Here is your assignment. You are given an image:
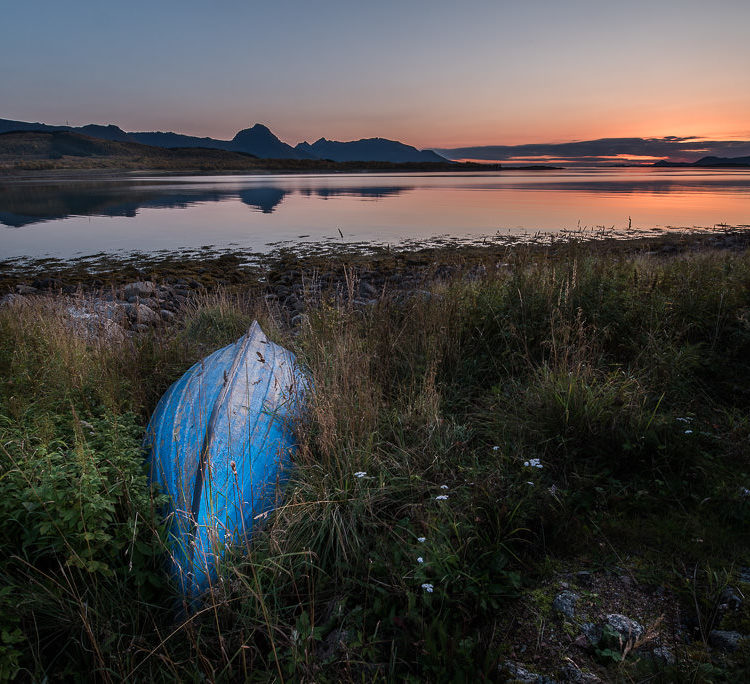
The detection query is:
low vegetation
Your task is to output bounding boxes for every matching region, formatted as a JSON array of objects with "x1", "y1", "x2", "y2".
[{"x1": 1, "y1": 239, "x2": 749, "y2": 681}]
